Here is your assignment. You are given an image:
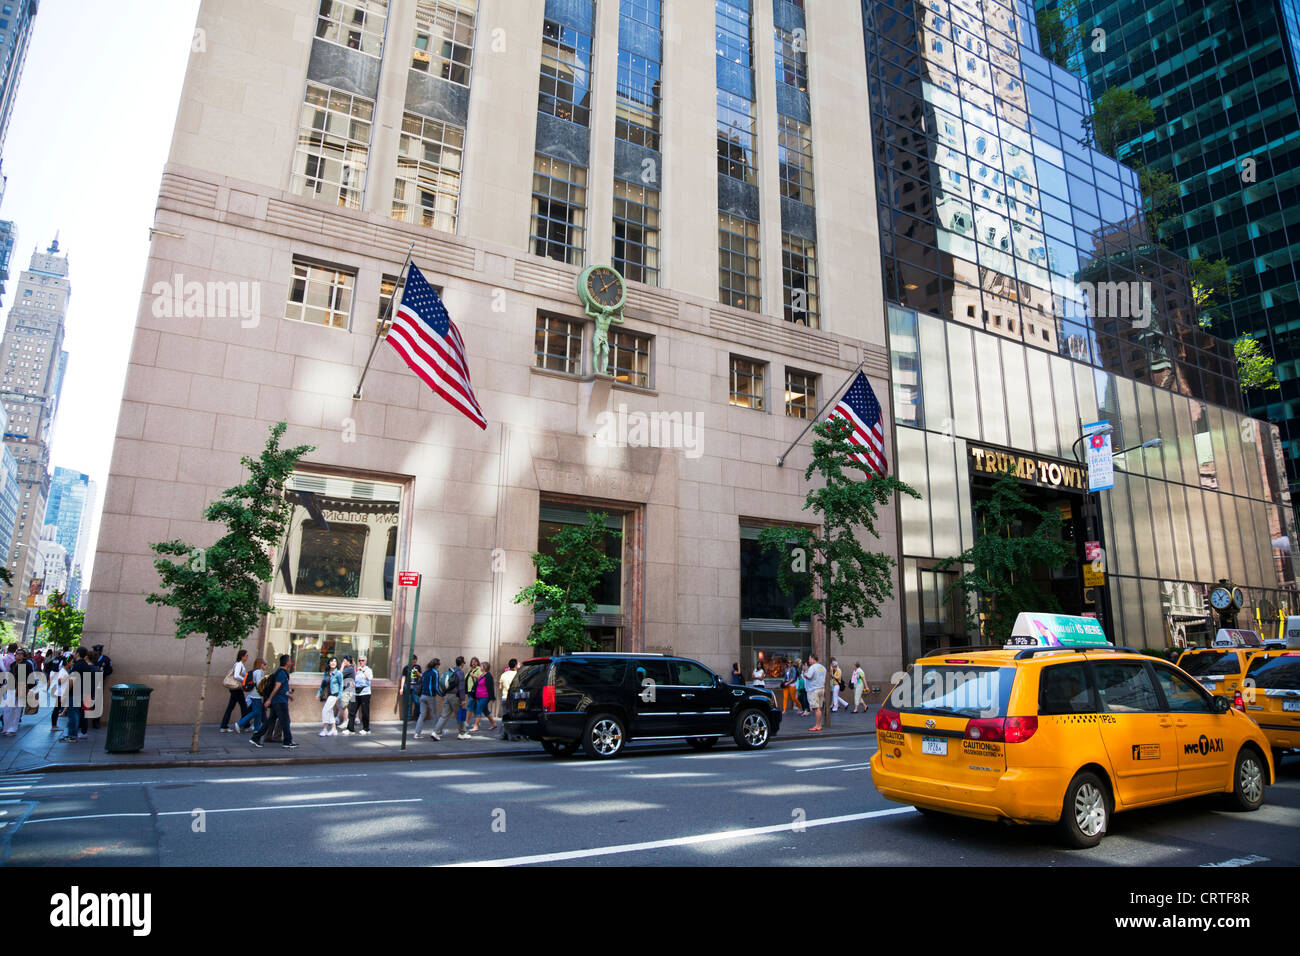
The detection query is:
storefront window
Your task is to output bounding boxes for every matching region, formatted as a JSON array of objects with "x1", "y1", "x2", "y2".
[{"x1": 740, "y1": 525, "x2": 809, "y2": 620}]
